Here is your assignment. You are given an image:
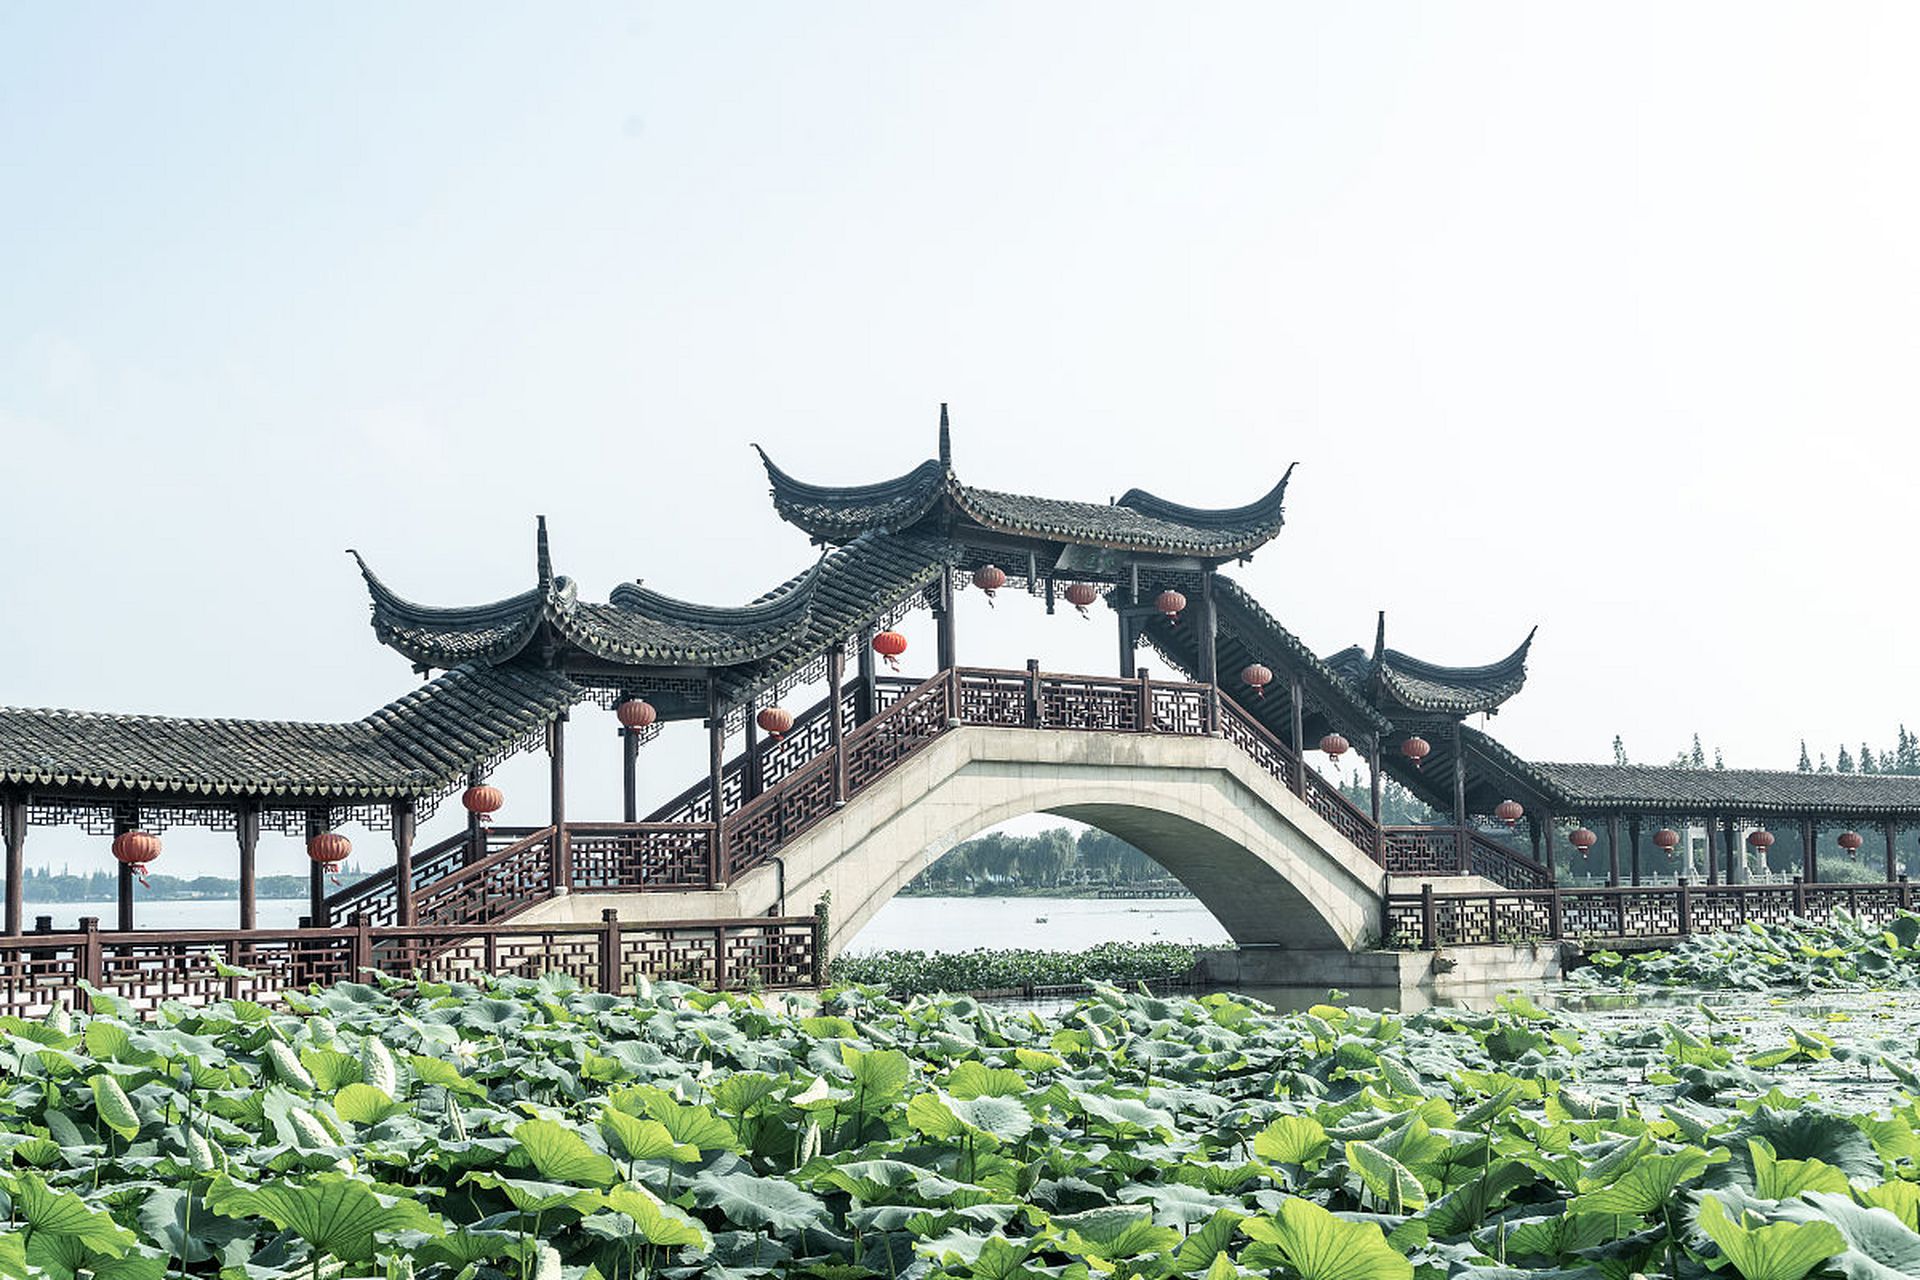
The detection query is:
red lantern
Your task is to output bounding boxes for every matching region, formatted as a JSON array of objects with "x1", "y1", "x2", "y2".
[
  {"x1": 1839, "y1": 830, "x2": 1864, "y2": 858},
  {"x1": 871, "y1": 630, "x2": 908, "y2": 671},
  {"x1": 1569, "y1": 827, "x2": 1598, "y2": 852},
  {"x1": 1064, "y1": 583, "x2": 1100, "y2": 617},
  {"x1": 1495, "y1": 799, "x2": 1524, "y2": 828},
  {"x1": 973, "y1": 565, "x2": 1007, "y2": 603},
  {"x1": 1319, "y1": 733, "x2": 1350, "y2": 758},
  {"x1": 463, "y1": 785, "x2": 505, "y2": 823},
  {"x1": 1653, "y1": 828, "x2": 1681, "y2": 853},
  {"x1": 111, "y1": 831, "x2": 161, "y2": 887},
  {"x1": 307, "y1": 832, "x2": 352, "y2": 885},
  {"x1": 757, "y1": 706, "x2": 794, "y2": 739},
  {"x1": 1747, "y1": 829, "x2": 1775, "y2": 851},
  {"x1": 1241, "y1": 664, "x2": 1273, "y2": 697},
  {"x1": 1401, "y1": 736, "x2": 1430, "y2": 768},
  {"x1": 1155, "y1": 590, "x2": 1187, "y2": 626},
  {"x1": 616, "y1": 698, "x2": 657, "y2": 730}
]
